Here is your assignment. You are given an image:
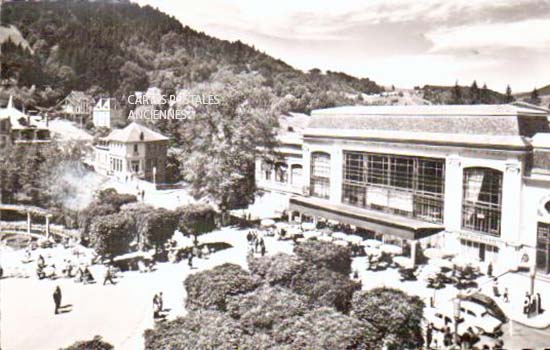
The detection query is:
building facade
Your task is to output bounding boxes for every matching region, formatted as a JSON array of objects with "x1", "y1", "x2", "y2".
[
  {"x1": 92, "y1": 98, "x2": 124, "y2": 129},
  {"x1": 94, "y1": 122, "x2": 169, "y2": 183},
  {"x1": 255, "y1": 113, "x2": 309, "y2": 195},
  {"x1": 60, "y1": 91, "x2": 93, "y2": 122},
  {"x1": 257, "y1": 103, "x2": 550, "y2": 275},
  {"x1": 0, "y1": 96, "x2": 50, "y2": 146}
]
